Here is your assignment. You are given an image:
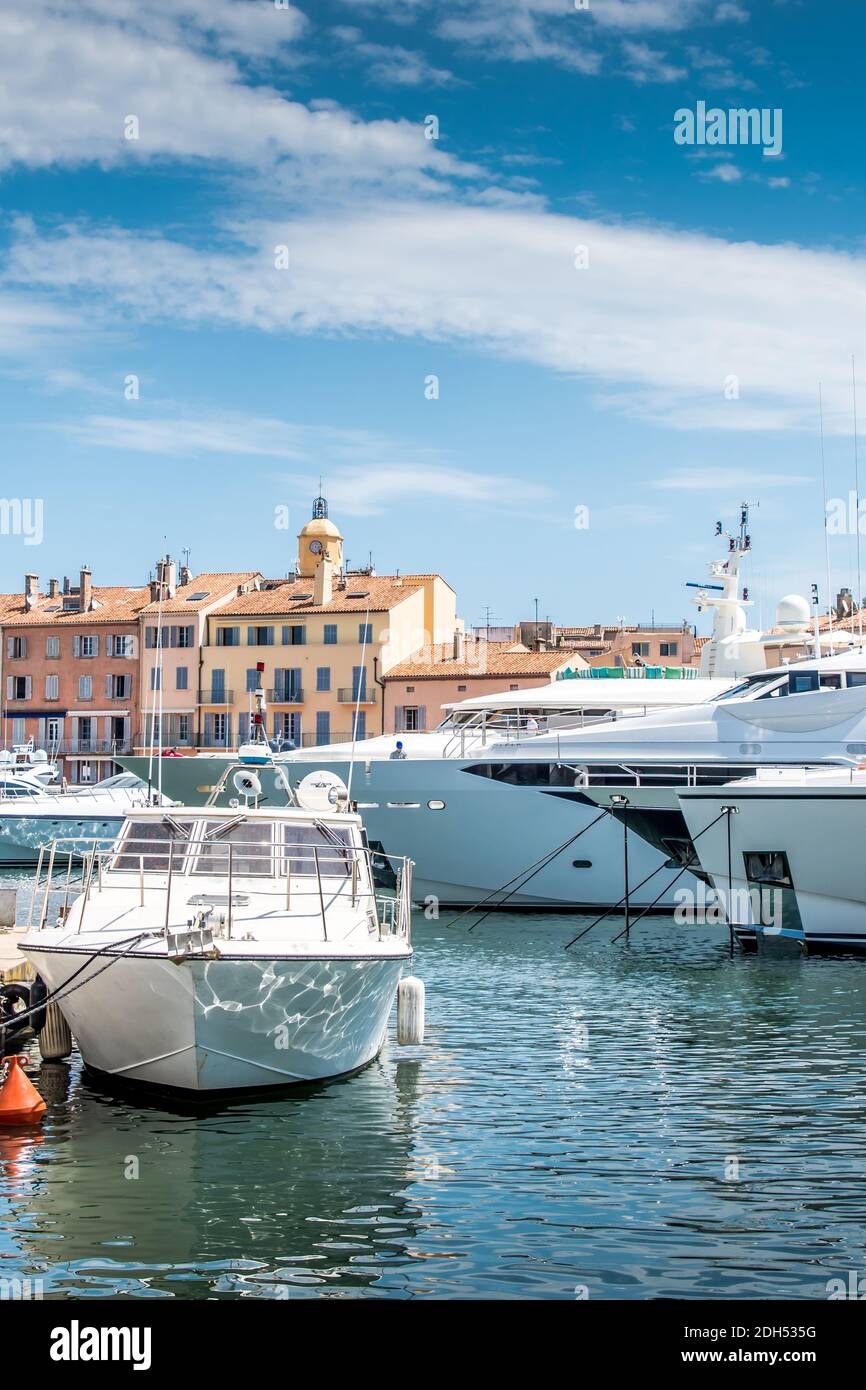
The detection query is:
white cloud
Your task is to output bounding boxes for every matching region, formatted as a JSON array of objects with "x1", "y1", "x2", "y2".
[
  {"x1": 10, "y1": 201, "x2": 866, "y2": 437},
  {"x1": 621, "y1": 40, "x2": 687, "y2": 83},
  {"x1": 0, "y1": 3, "x2": 469, "y2": 184},
  {"x1": 704, "y1": 161, "x2": 742, "y2": 182}
]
